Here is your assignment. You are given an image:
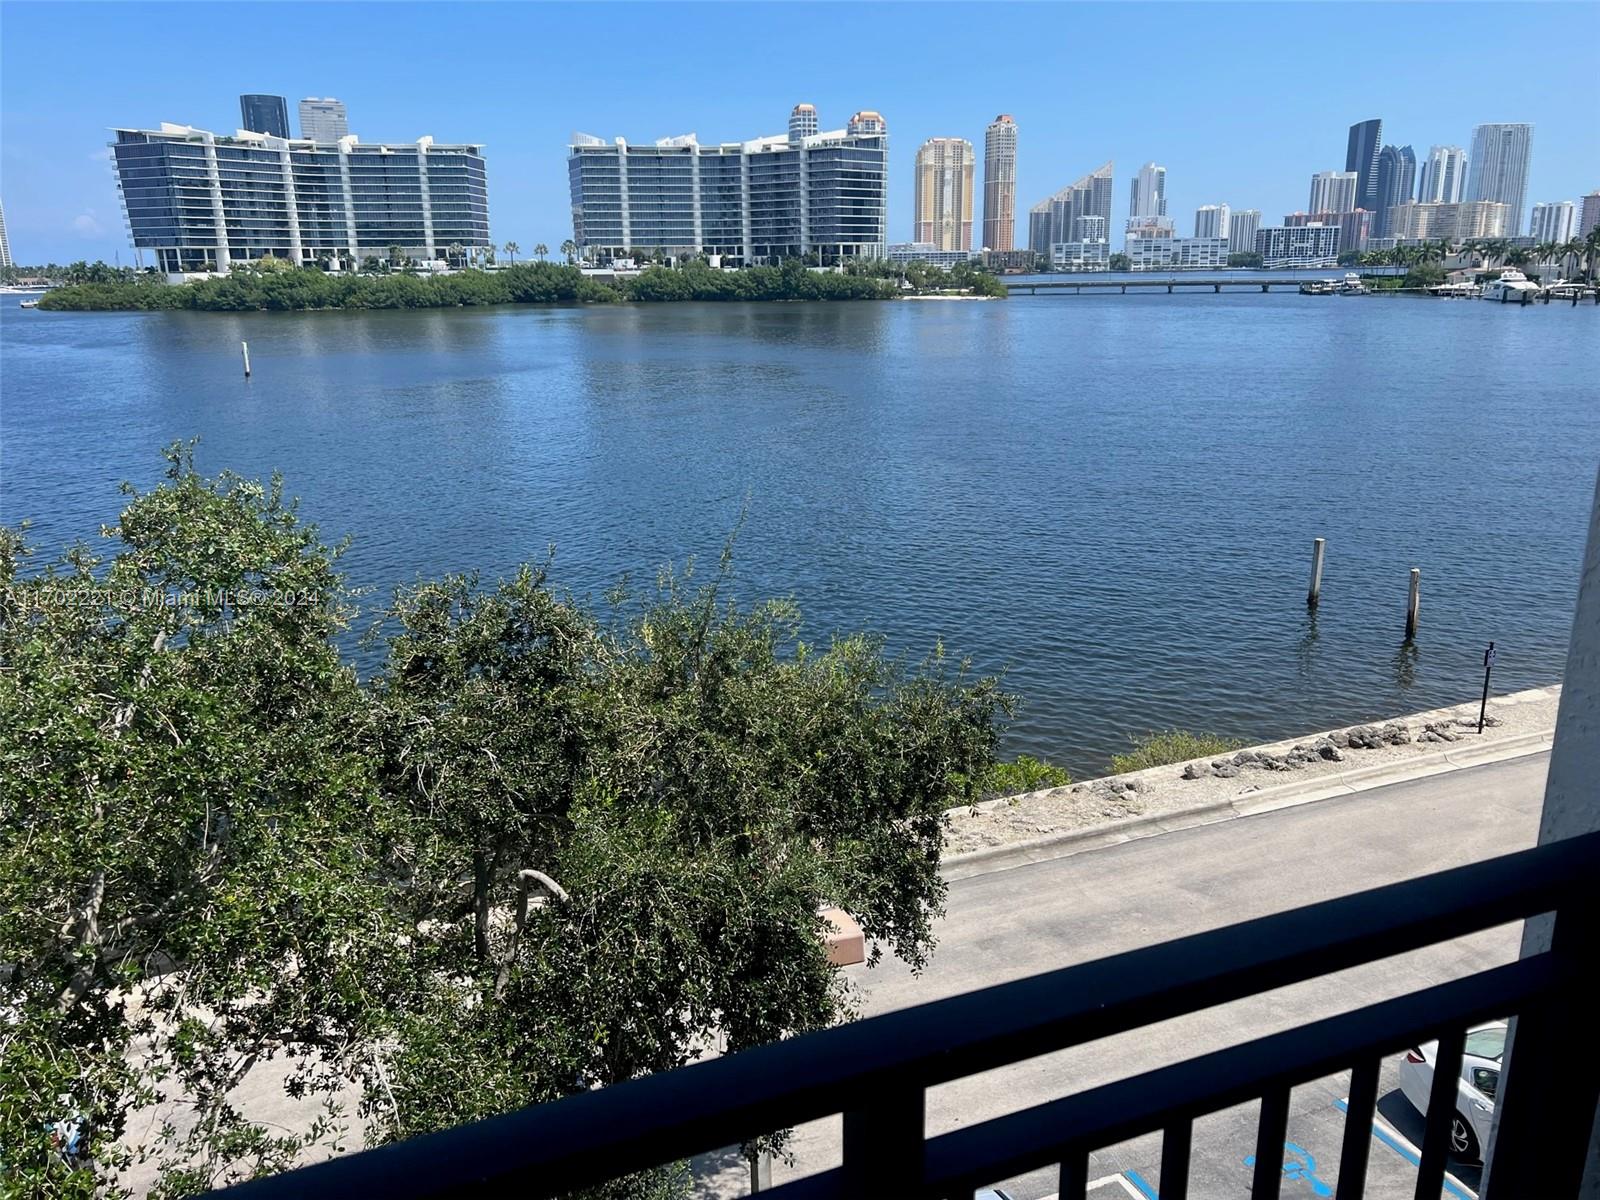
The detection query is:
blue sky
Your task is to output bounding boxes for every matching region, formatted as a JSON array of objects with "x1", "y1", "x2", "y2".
[{"x1": 2, "y1": 1, "x2": 1595, "y2": 263}]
